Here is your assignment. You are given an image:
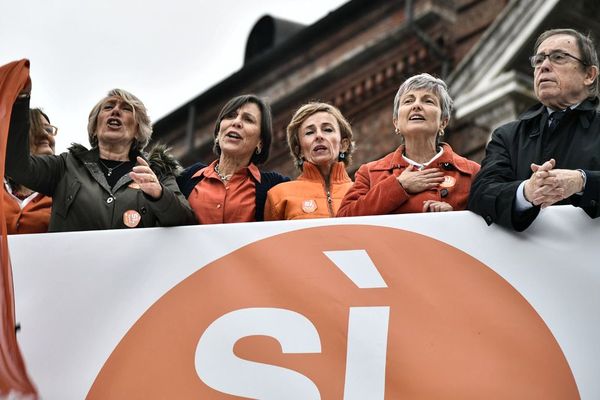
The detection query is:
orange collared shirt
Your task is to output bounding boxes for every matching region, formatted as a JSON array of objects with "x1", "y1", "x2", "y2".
[{"x1": 188, "y1": 160, "x2": 260, "y2": 224}]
